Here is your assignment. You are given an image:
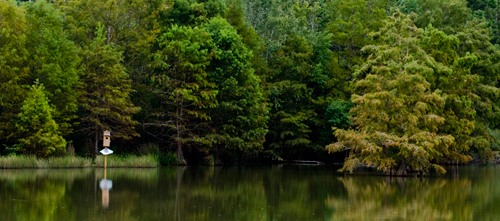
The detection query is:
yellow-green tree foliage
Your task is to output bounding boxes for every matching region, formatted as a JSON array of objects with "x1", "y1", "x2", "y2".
[
  {"x1": 327, "y1": 12, "x2": 475, "y2": 175},
  {"x1": 16, "y1": 82, "x2": 66, "y2": 157},
  {"x1": 399, "y1": 0, "x2": 499, "y2": 162}
]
